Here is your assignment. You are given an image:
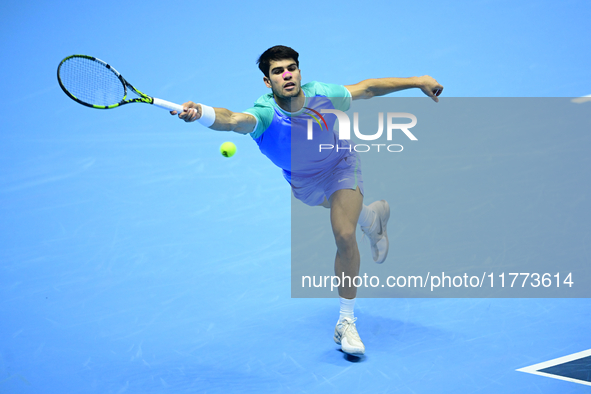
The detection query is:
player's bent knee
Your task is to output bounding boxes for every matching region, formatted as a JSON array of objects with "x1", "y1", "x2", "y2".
[{"x1": 334, "y1": 228, "x2": 357, "y2": 250}]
